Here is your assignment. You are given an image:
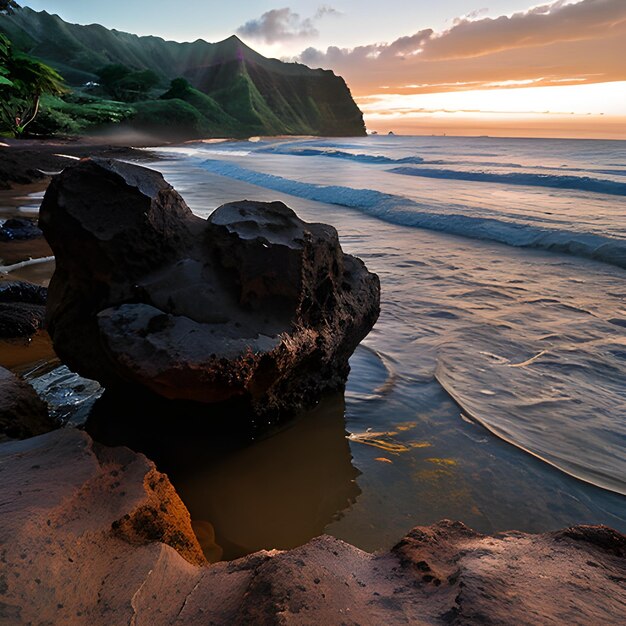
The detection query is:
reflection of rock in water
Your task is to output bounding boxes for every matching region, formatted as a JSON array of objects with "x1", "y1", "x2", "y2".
[{"x1": 86, "y1": 390, "x2": 361, "y2": 561}]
